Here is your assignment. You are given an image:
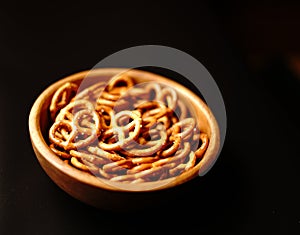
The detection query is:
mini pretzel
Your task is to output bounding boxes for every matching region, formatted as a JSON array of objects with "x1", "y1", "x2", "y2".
[
  {"x1": 87, "y1": 146, "x2": 125, "y2": 161},
  {"x1": 98, "y1": 110, "x2": 141, "y2": 151},
  {"x1": 171, "y1": 117, "x2": 195, "y2": 140},
  {"x1": 152, "y1": 142, "x2": 190, "y2": 167},
  {"x1": 145, "y1": 83, "x2": 161, "y2": 99},
  {"x1": 126, "y1": 87, "x2": 150, "y2": 101},
  {"x1": 55, "y1": 99, "x2": 95, "y2": 122},
  {"x1": 50, "y1": 143, "x2": 71, "y2": 159},
  {"x1": 70, "y1": 157, "x2": 99, "y2": 174},
  {"x1": 71, "y1": 157, "x2": 90, "y2": 171},
  {"x1": 74, "y1": 82, "x2": 106, "y2": 101},
  {"x1": 69, "y1": 150, "x2": 109, "y2": 165},
  {"x1": 176, "y1": 99, "x2": 188, "y2": 119},
  {"x1": 122, "y1": 126, "x2": 168, "y2": 157},
  {"x1": 157, "y1": 87, "x2": 178, "y2": 111},
  {"x1": 195, "y1": 133, "x2": 209, "y2": 159},
  {"x1": 72, "y1": 109, "x2": 101, "y2": 136},
  {"x1": 98, "y1": 168, "x2": 118, "y2": 179},
  {"x1": 49, "y1": 109, "x2": 100, "y2": 150},
  {"x1": 102, "y1": 159, "x2": 133, "y2": 173},
  {"x1": 50, "y1": 82, "x2": 78, "y2": 121},
  {"x1": 138, "y1": 101, "x2": 170, "y2": 129},
  {"x1": 48, "y1": 73, "x2": 210, "y2": 183},
  {"x1": 106, "y1": 73, "x2": 134, "y2": 94},
  {"x1": 159, "y1": 134, "x2": 181, "y2": 158},
  {"x1": 95, "y1": 75, "x2": 133, "y2": 111},
  {"x1": 49, "y1": 120, "x2": 76, "y2": 150},
  {"x1": 115, "y1": 142, "x2": 190, "y2": 181},
  {"x1": 100, "y1": 91, "x2": 120, "y2": 101},
  {"x1": 169, "y1": 151, "x2": 196, "y2": 176}
]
